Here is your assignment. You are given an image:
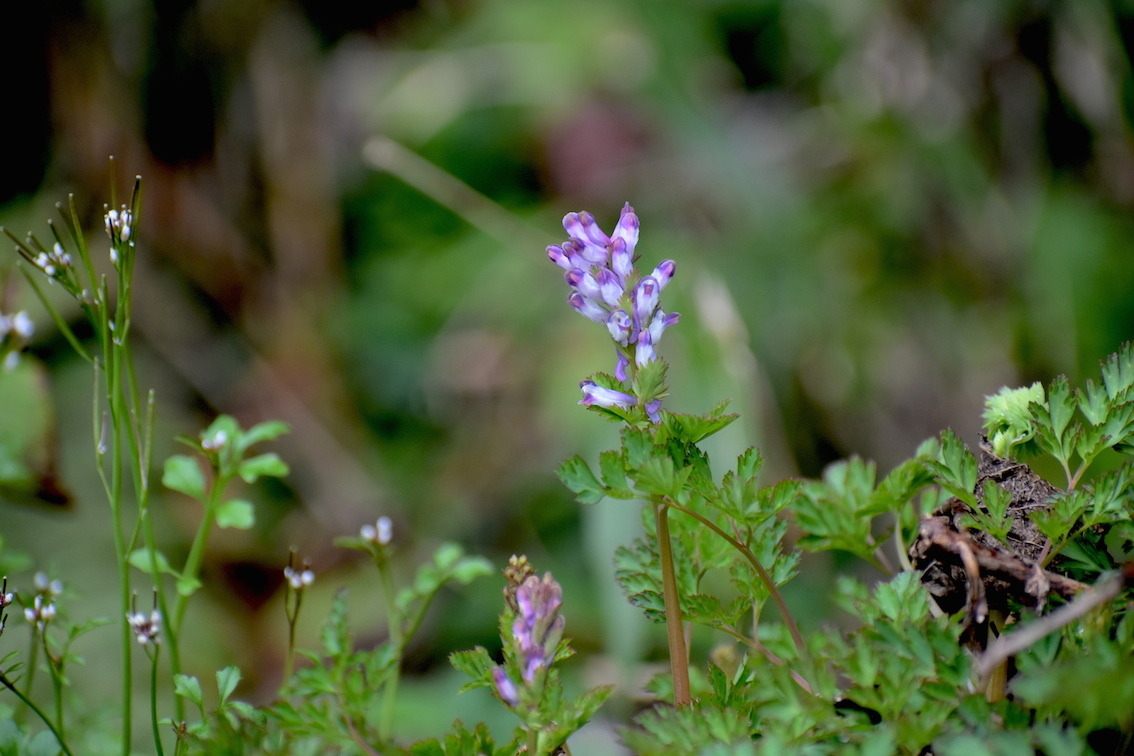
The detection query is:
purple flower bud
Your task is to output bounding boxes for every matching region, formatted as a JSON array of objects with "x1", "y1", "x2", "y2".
[
  {"x1": 565, "y1": 268, "x2": 603, "y2": 302},
  {"x1": 651, "y1": 260, "x2": 676, "y2": 290},
  {"x1": 546, "y1": 245, "x2": 573, "y2": 270},
  {"x1": 633, "y1": 277, "x2": 660, "y2": 326},
  {"x1": 635, "y1": 329, "x2": 656, "y2": 366},
  {"x1": 579, "y1": 381, "x2": 637, "y2": 410},
  {"x1": 568, "y1": 292, "x2": 608, "y2": 324},
  {"x1": 597, "y1": 268, "x2": 624, "y2": 308},
  {"x1": 560, "y1": 239, "x2": 588, "y2": 268},
  {"x1": 645, "y1": 399, "x2": 663, "y2": 423},
  {"x1": 493, "y1": 666, "x2": 519, "y2": 707},
  {"x1": 610, "y1": 238, "x2": 633, "y2": 285},
  {"x1": 611, "y1": 203, "x2": 639, "y2": 257},
  {"x1": 647, "y1": 310, "x2": 680, "y2": 345},
  {"x1": 606, "y1": 309, "x2": 632, "y2": 346},
  {"x1": 615, "y1": 351, "x2": 629, "y2": 382},
  {"x1": 562, "y1": 213, "x2": 610, "y2": 264}
]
